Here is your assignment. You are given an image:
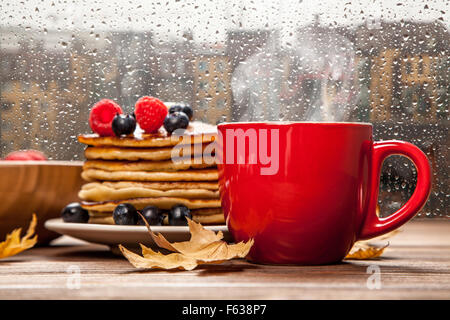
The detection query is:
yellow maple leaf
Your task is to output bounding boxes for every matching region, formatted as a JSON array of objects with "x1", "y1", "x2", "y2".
[
  {"x1": 119, "y1": 214, "x2": 254, "y2": 270},
  {"x1": 345, "y1": 242, "x2": 388, "y2": 260},
  {"x1": 0, "y1": 214, "x2": 38, "y2": 259},
  {"x1": 345, "y1": 229, "x2": 400, "y2": 260}
]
